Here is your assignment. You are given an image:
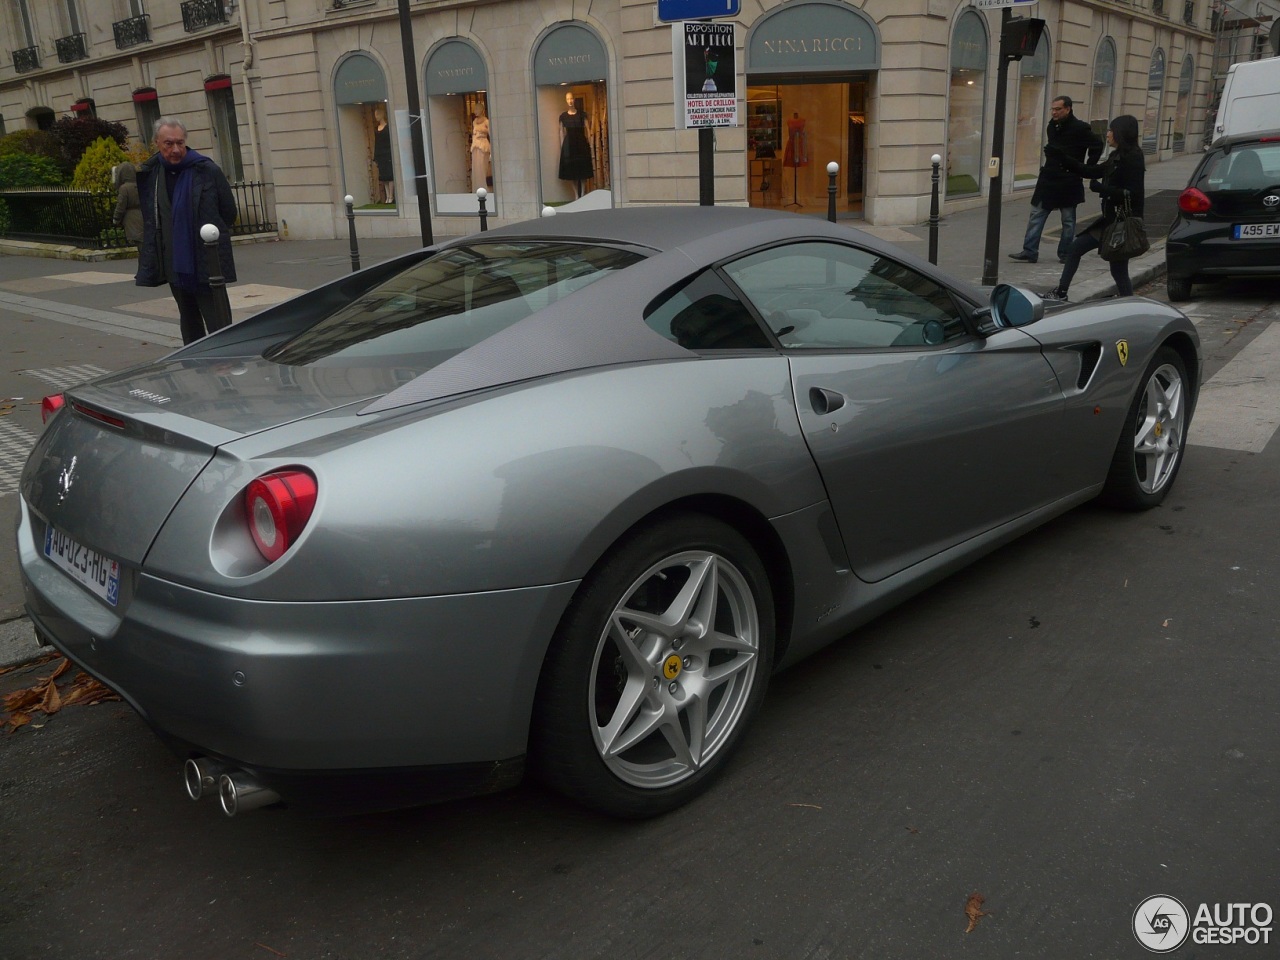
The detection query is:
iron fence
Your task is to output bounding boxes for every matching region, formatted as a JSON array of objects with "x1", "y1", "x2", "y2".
[
  {"x1": 113, "y1": 14, "x2": 150, "y2": 50},
  {"x1": 12, "y1": 45, "x2": 39, "y2": 74},
  {"x1": 55, "y1": 33, "x2": 89, "y2": 63},
  {"x1": 0, "y1": 181, "x2": 277, "y2": 249}
]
